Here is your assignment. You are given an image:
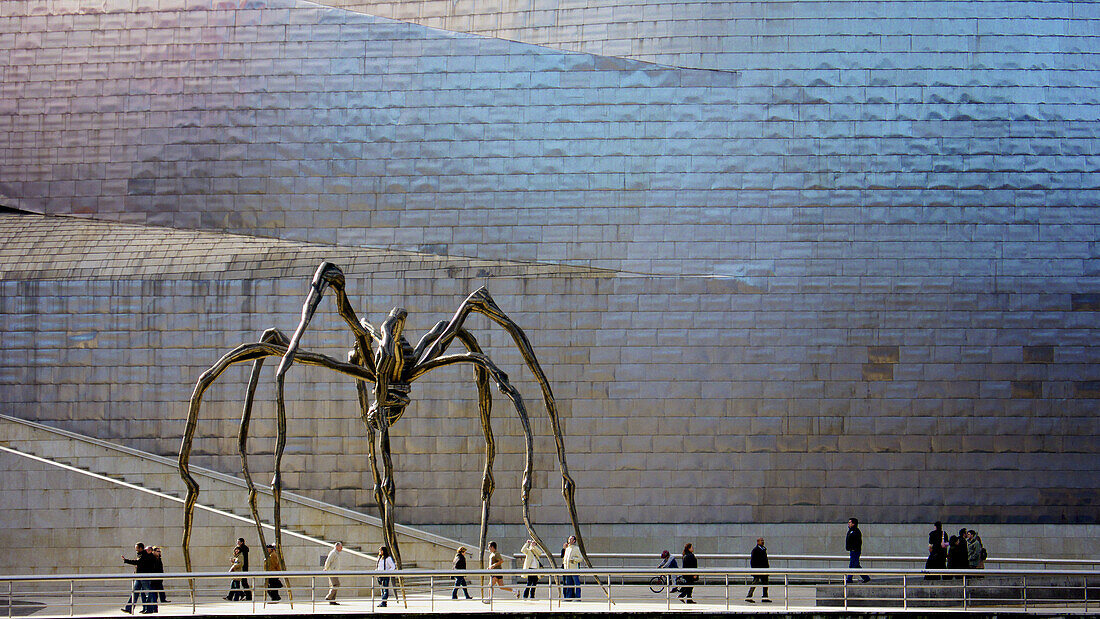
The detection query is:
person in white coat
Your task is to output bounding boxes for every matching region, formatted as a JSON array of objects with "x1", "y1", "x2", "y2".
[
  {"x1": 562, "y1": 536, "x2": 583, "y2": 600},
  {"x1": 520, "y1": 540, "x2": 542, "y2": 599},
  {"x1": 377, "y1": 546, "x2": 396, "y2": 607}
]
